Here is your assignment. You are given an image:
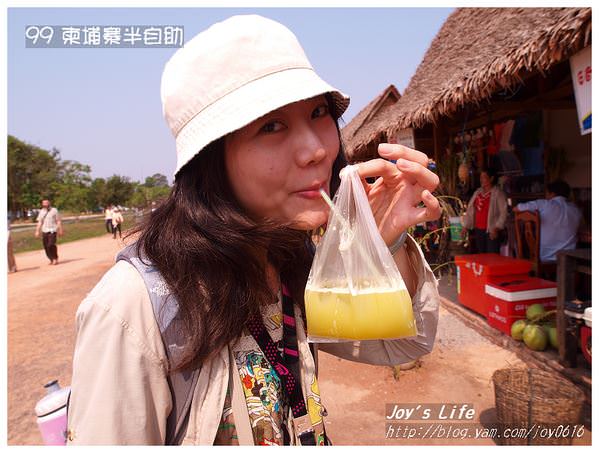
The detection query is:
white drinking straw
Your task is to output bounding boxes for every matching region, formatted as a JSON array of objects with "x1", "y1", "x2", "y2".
[{"x1": 319, "y1": 188, "x2": 380, "y2": 292}]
